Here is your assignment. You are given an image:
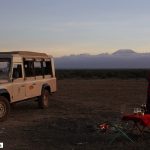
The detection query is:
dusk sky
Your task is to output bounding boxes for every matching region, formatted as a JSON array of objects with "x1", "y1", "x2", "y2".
[{"x1": 0, "y1": 0, "x2": 150, "y2": 57}]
